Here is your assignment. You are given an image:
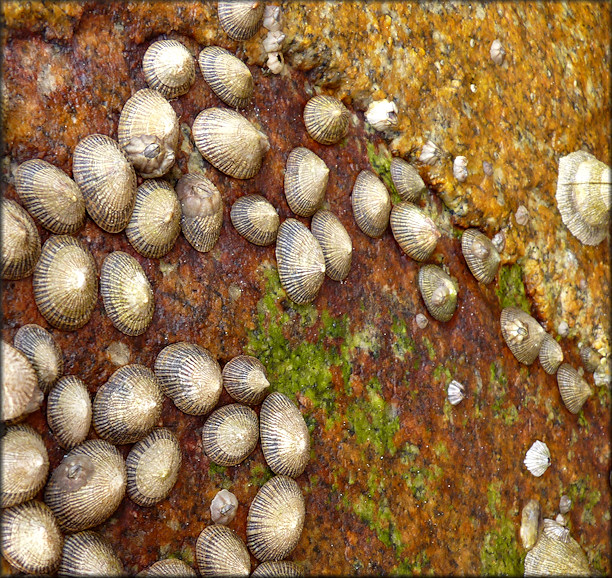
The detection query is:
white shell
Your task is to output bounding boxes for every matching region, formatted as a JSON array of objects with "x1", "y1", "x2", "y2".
[
  {"x1": 453, "y1": 156, "x2": 468, "y2": 182},
  {"x1": 524, "y1": 440, "x2": 551, "y2": 477},
  {"x1": 490, "y1": 39, "x2": 506, "y2": 65},
  {"x1": 365, "y1": 99, "x2": 398, "y2": 131},
  {"x1": 418, "y1": 140, "x2": 442, "y2": 164},
  {"x1": 447, "y1": 380, "x2": 465, "y2": 405}
]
